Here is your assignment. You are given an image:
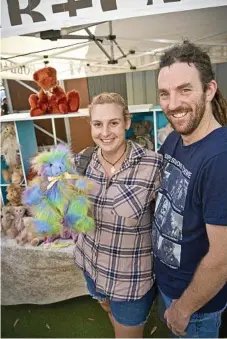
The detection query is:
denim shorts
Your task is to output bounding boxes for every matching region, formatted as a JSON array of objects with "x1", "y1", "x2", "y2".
[
  {"x1": 158, "y1": 288, "x2": 227, "y2": 338},
  {"x1": 84, "y1": 272, "x2": 157, "y2": 327}
]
